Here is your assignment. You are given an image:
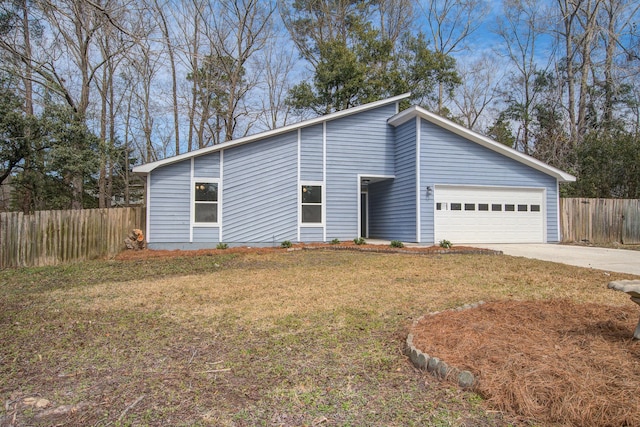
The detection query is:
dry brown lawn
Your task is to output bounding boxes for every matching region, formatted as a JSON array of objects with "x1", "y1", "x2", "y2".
[{"x1": 1, "y1": 245, "x2": 638, "y2": 426}]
